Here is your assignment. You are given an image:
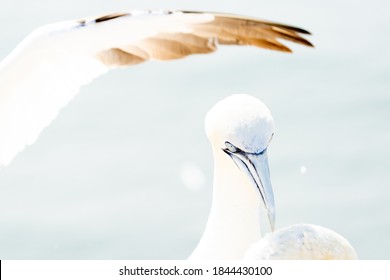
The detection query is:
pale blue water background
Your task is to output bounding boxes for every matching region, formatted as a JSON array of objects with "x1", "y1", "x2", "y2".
[{"x1": 0, "y1": 0, "x2": 389, "y2": 259}]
